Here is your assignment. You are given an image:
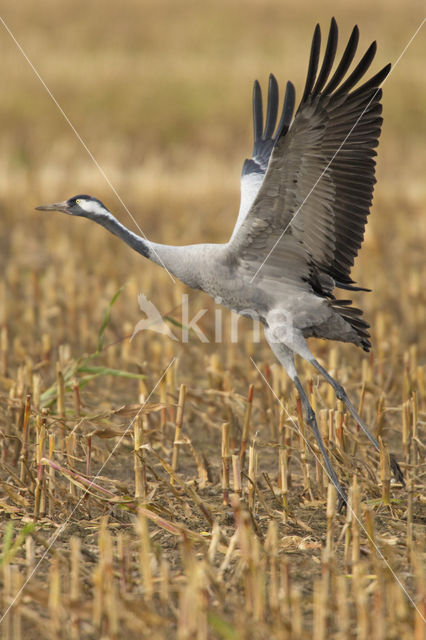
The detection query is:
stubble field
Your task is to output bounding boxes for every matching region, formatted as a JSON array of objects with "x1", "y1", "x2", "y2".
[{"x1": 0, "y1": 1, "x2": 425, "y2": 638}]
